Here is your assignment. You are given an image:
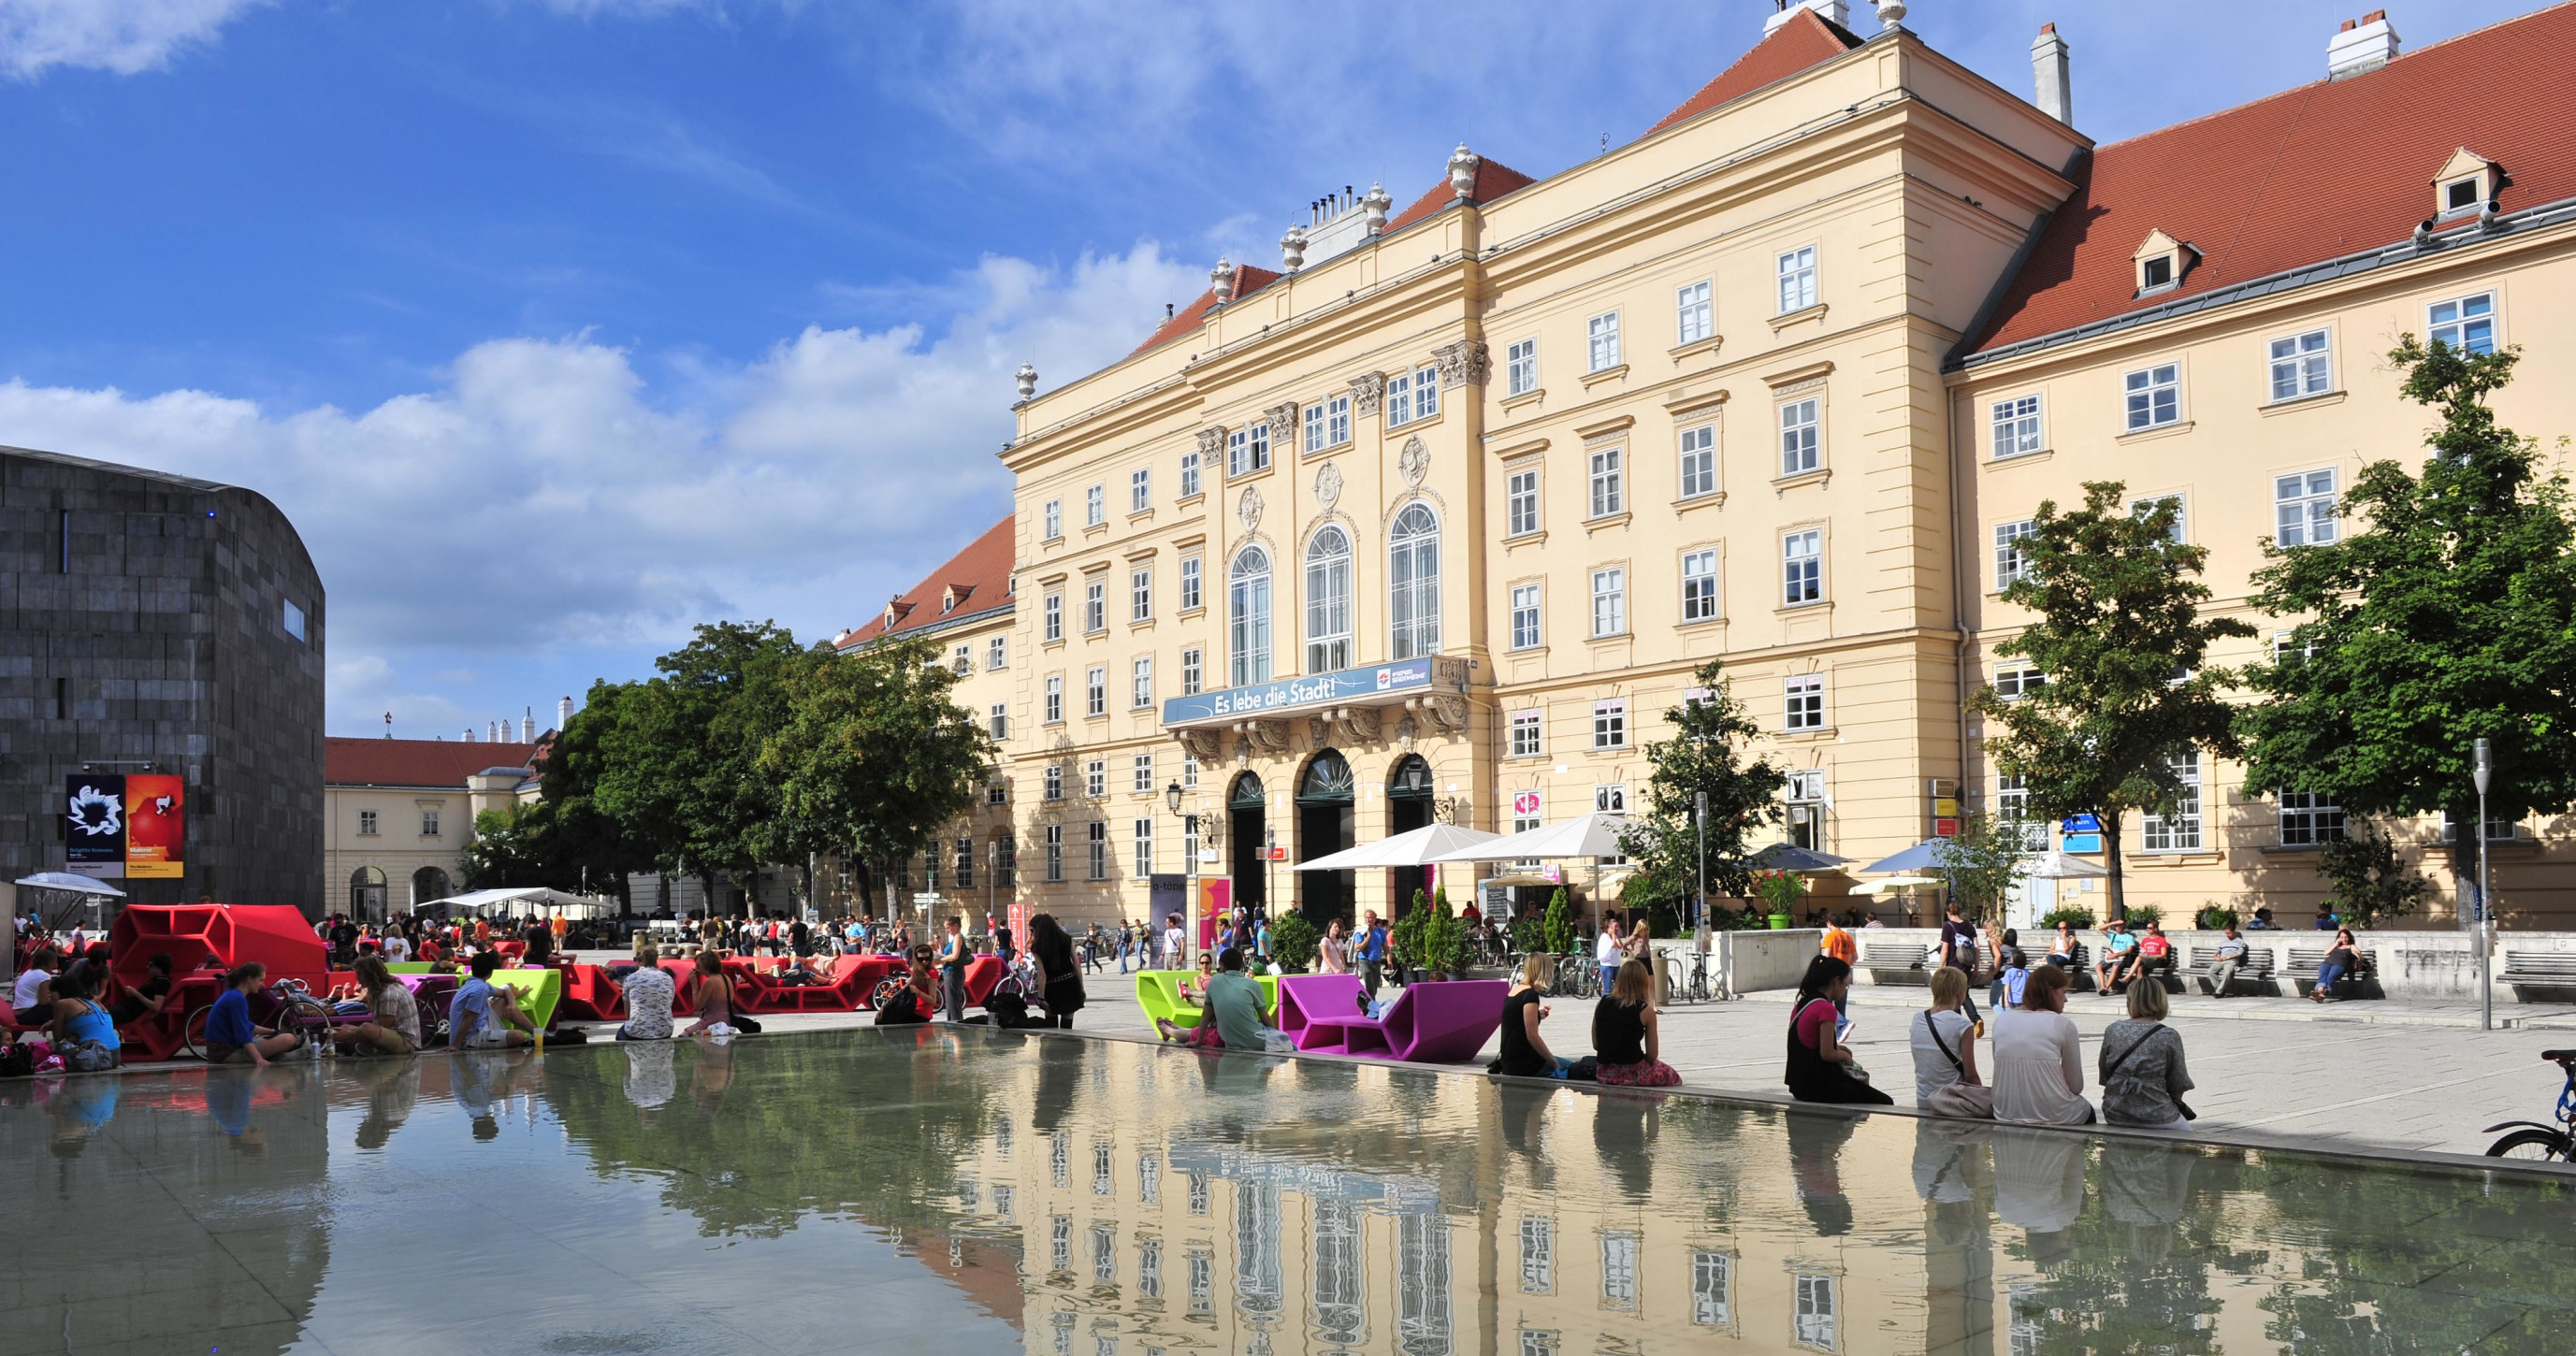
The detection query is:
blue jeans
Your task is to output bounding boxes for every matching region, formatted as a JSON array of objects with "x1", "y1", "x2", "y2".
[
  {"x1": 1601, "y1": 963, "x2": 1619, "y2": 992},
  {"x1": 2315, "y1": 961, "x2": 2349, "y2": 995}
]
